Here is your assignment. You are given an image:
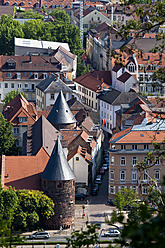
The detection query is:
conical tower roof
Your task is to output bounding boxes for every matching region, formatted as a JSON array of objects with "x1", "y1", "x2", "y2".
[
  {"x1": 47, "y1": 90, "x2": 76, "y2": 125},
  {"x1": 42, "y1": 138, "x2": 75, "y2": 181}
]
